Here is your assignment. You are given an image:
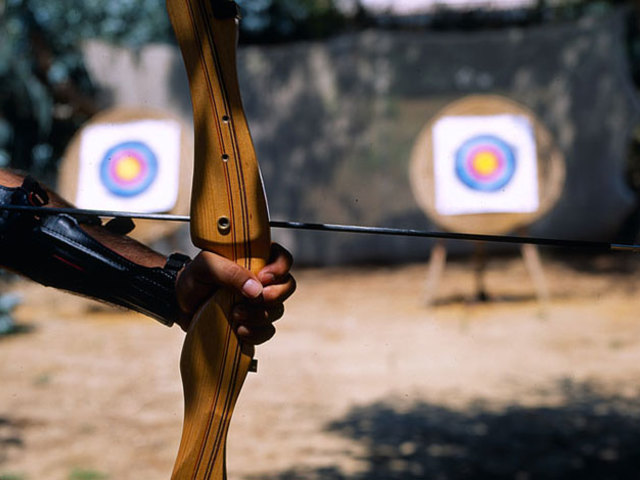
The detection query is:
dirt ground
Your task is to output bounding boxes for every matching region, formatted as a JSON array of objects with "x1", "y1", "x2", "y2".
[{"x1": 3, "y1": 252, "x2": 640, "y2": 479}]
